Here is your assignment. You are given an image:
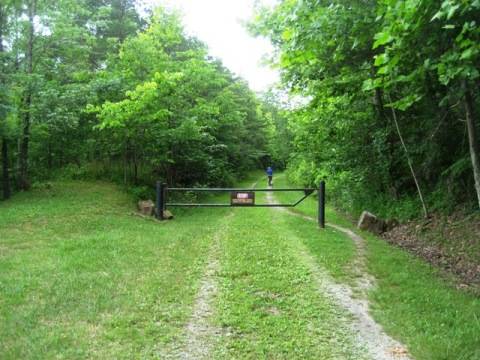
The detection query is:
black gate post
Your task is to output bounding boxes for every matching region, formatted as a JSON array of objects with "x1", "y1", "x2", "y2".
[
  {"x1": 318, "y1": 181, "x2": 325, "y2": 228},
  {"x1": 156, "y1": 182, "x2": 166, "y2": 220}
]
